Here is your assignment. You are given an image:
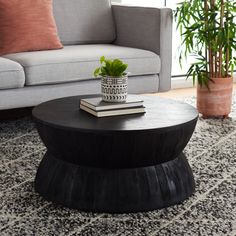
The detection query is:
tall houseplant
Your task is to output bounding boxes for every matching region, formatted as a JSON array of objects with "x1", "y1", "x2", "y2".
[{"x1": 175, "y1": 0, "x2": 236, "y2": 118}]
